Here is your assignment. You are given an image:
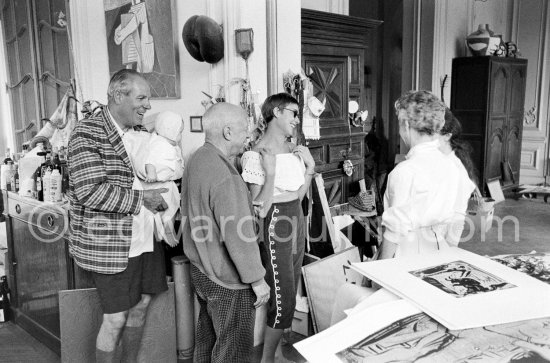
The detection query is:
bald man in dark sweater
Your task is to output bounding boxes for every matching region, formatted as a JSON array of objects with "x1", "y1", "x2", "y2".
[{"x1": 181, "y1": 103, "x2": 270, "y2": 363}]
